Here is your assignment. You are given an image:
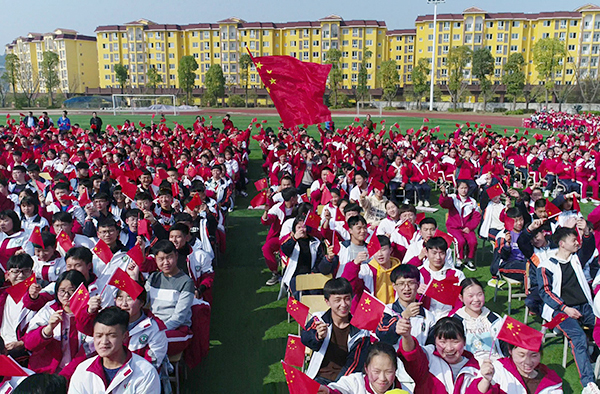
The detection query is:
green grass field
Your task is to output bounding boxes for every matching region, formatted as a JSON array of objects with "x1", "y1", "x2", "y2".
[{"x1": 51, "y1": 113, "x2": 588, "y2": 393}]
